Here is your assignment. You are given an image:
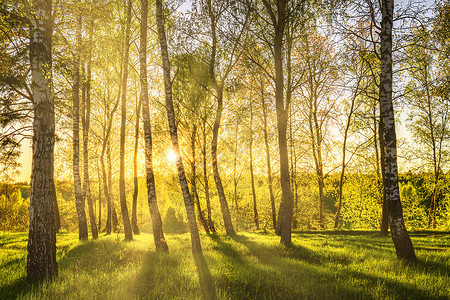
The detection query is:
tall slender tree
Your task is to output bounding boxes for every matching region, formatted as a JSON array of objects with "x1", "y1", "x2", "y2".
[
  {"x1": 335, "y1": 67, "x2": 362, "y2": 229},
  {"x1": 262, "y1": 0, "x2": 294, "y2": 245},
  {"x1": 379, "y1": 0, "x2": 415, "y2": 260},
  {"x1": 72, "y1": 2, "x2": 88, "y2": 240},
  {"x1": 206, "y1": 0, "x2": 249, "y2": 236},
  {"x1": 26, "y1": 0, "x2": 58, "y2": 281},
  {"x1": 132, "y1": 91, "x2": 141, "y2": 235},
  {"x1": 97, "y1": 159, "x2": 102, "y2": 230},
  {"x1": 379, "y1": 106, "x2": 389, "y2": 236},
  {"x1": 261, "y1": 81, "x2": 276, "y2": 230},
  {"x1": 100, "y1": 71, "x2": 120, "y2": 235},
  {"x1": 141, "y1": 0, "x2": 168, "y2": 251},
  {"x1": 119, "y1": 0, "x2": 133, "y2": 241},
  {"x1": 190, "y1": 124, "x2": 210, "y2": 233},
  {"x1": 200, "y1": 113, "x2": 215, "y2": 232},
  {"x1": 249, "y1": 98, "x2": 259, "y2": 230},
  {"x1": 232, "y1": 122, "x2": 241, "y2": 230},
  {"x1": 82, "y1": 19, "x2": 98, "y2": 239},
  {"x1": 156, "y1": 0, "x2": 202, "y2": 253}
]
